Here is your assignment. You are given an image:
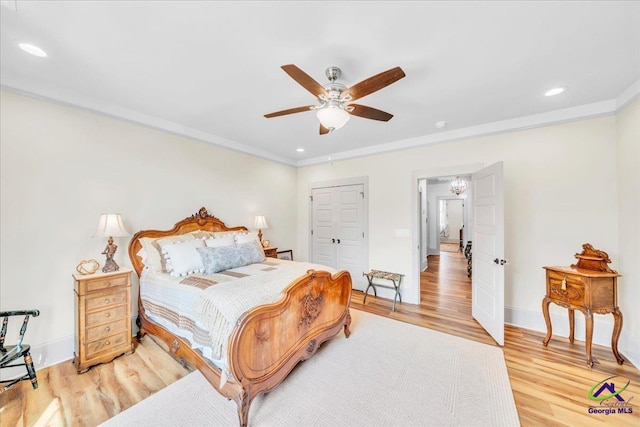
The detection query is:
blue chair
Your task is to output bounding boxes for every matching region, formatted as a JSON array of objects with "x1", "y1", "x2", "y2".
[{"x1": 0, "y1": 309, "x2": 40, "y2": 393}]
